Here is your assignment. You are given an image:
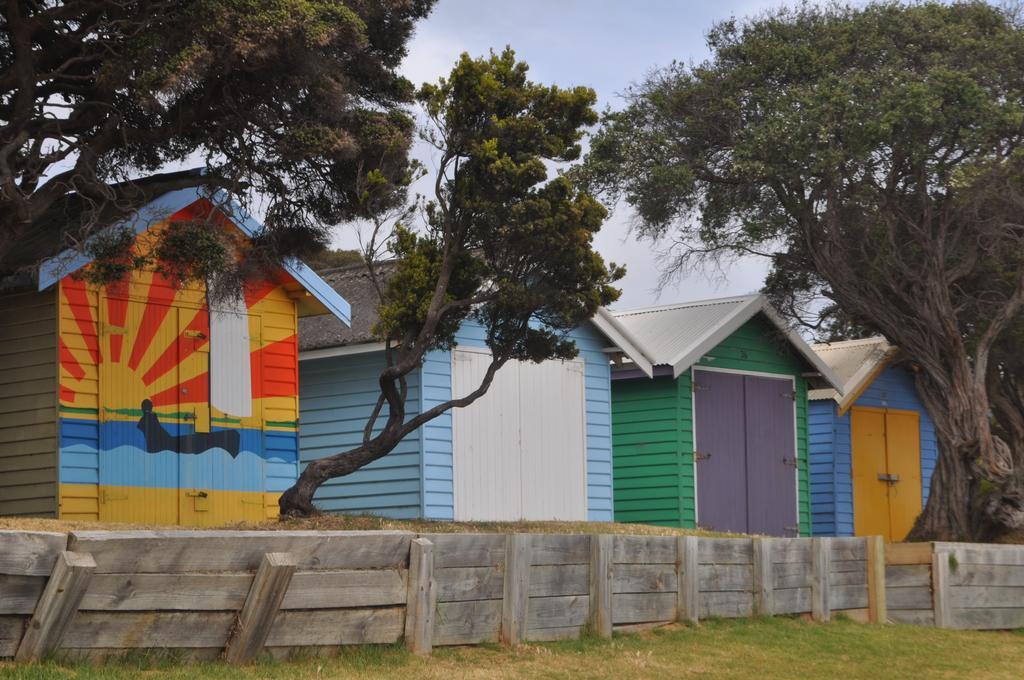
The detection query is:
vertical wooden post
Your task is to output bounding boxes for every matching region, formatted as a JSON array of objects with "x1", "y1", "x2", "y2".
[
  {"x1": 16, "y1": 551, "x2": 96, "y2": 661},
  {"x1": 224, "y1": 552, "x2": 296, "y2": 664},
  {"x1": 589, "y1": 534, "x2": 613, "y2": 638},
  {"x1": 866, "y1": 536, "x2": 887, "y2": 624},
  {"x1": 811, "y1": 537, "x2": 831, "y2": 622},
  {"x1": 932, "y1": 548, "x2": 952, "y2": 629},
  {"x1": 676, "y1": 535, "x2": 699, "y2": 624},
  {"x1": 501, "y1": 533, "x2": 532, "y2": 645},
  {"x1": 752, "y1": 538, "x2": 774, "y2": 616},
  {"x1": 405, "y1": 537, "x2": 436, "y2": 655}
]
